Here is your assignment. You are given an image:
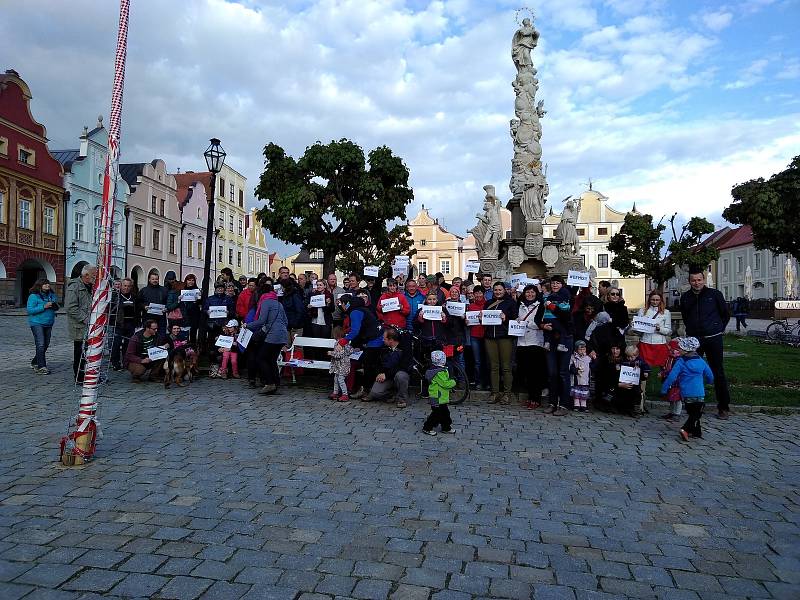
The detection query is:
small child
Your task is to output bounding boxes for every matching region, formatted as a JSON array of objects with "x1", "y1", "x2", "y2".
[
  {"x1": 212, "y1": 319, "x2": 240, "y2": 379},
  {"x1": 422, "y1": 350, "x2": 457, "y2": 436},
  {"x1": 328, "y1": 337, "x2": 354, "y2": 402},
  {"x1": 660, "y1": 337, "x2": 714, "y2": 442},
  {"x1": 617, "y1": 345, "x2": 651, "y2": 417},
  {"x1": 660, "y1": 339, "x2": 683, "y2": 420},
  {"x1": 569, "y1": 340, "x2": 592, "y2": 412}
]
